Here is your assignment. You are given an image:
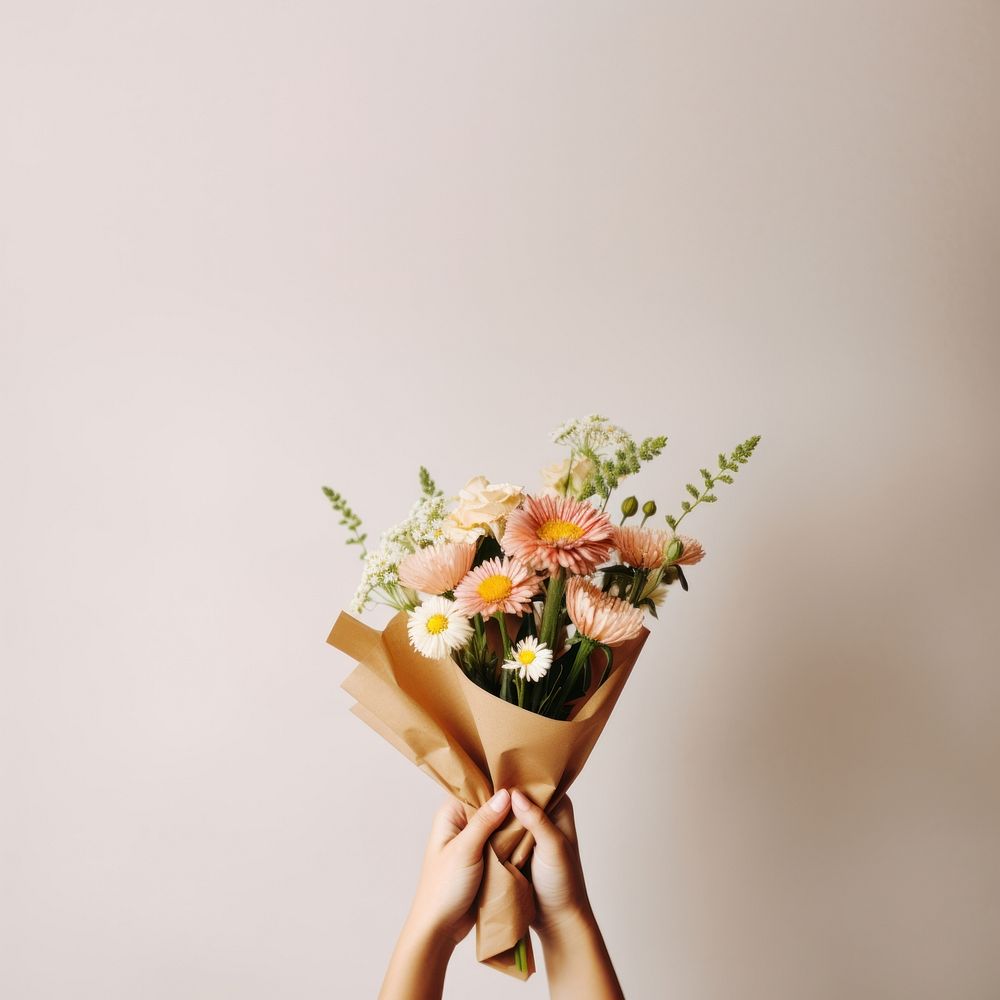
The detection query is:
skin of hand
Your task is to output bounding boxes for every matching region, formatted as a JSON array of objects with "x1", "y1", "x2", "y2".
[
  {"x1": 409, "y1": 787, "x2": 513, "y2": 944},
  {"x1": 510, "y1": 789, "x2": 591, "y2": 934},
  {"x1": 378, "y1": 788, "x2": 512, "y2": 1000},
  {"x1": 510, "y1": 788, "x2": 626, "y2": 1000}
]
